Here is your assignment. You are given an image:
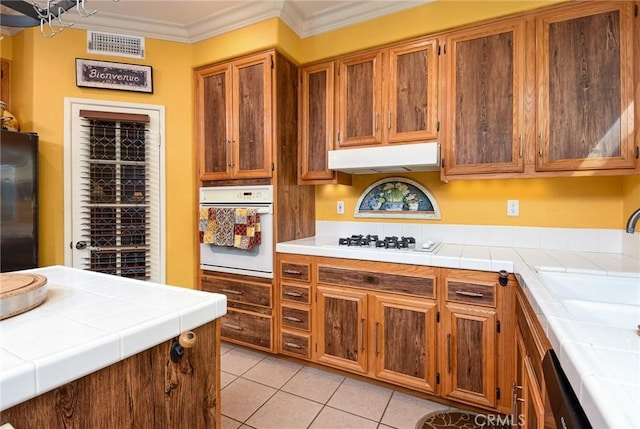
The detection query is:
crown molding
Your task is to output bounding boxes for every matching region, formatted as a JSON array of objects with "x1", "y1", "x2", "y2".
[
  {"x1": 43, "y1": 0, "x2": 432, "y2": 44},
  {"x1": 282, "y1": 0, "x2": 433, "y2": 39}
]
